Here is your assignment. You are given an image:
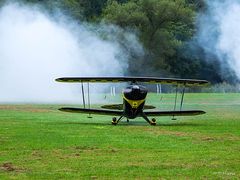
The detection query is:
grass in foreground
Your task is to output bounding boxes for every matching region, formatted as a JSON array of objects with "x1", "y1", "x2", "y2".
[{"x1": 0, "y1": 93, "x2": 239, "y2": 179}]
